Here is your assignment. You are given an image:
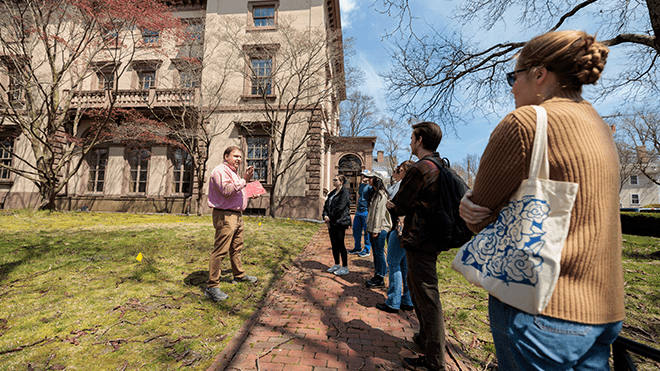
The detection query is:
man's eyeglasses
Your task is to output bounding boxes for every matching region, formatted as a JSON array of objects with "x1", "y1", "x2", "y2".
[{"x1": 506, "y1": 68, "x2": 529, "y2": 87}]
